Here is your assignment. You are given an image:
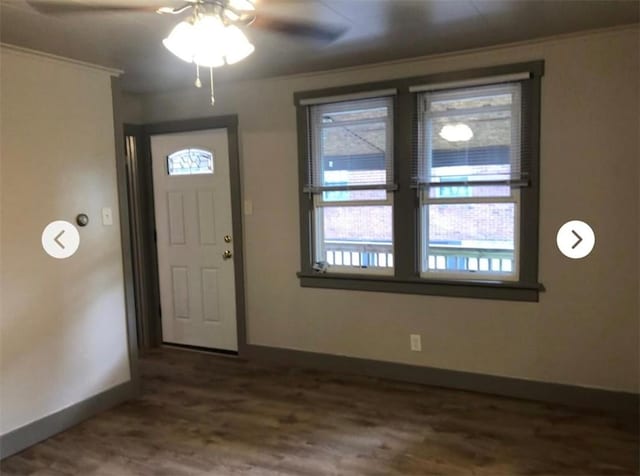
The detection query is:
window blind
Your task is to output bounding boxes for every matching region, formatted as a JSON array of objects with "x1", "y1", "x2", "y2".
[
  {"x1": 408, "y1": 72, "x2": 530, "y2": 93},
  {"x1": 304, "y1": 96, "x2": 395, "y2": 193},
  {"x1": 412, "y1": 81, "x2": 531, "y2": 189},
  {"x1": 299, "y1": 88, "x2": 397, "y2": 106}
]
